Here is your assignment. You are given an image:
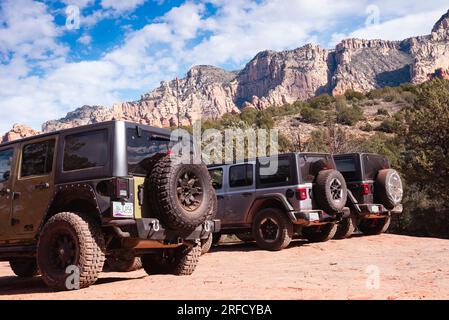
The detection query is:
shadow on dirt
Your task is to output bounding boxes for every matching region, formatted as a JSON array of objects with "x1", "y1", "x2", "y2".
[
  {"x1": 207, "y1": 238, "x2": 310, "y2": 254},
  {"x1": 0, "y1": 274, "x2": 146, "y2": 296}
]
